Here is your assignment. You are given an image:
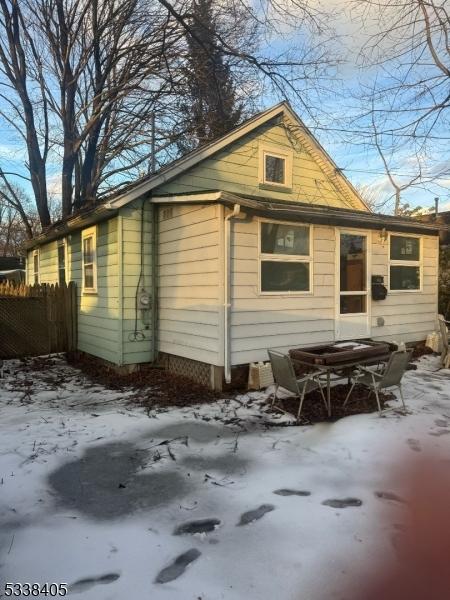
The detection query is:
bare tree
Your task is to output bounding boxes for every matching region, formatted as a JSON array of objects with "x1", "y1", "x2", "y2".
[
  {"x1": 353, "y1": 0, "x2": 450, "y2": 145},
  {"x1": 0, "y1": 0, "x2": 338, "y2": 231}
]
